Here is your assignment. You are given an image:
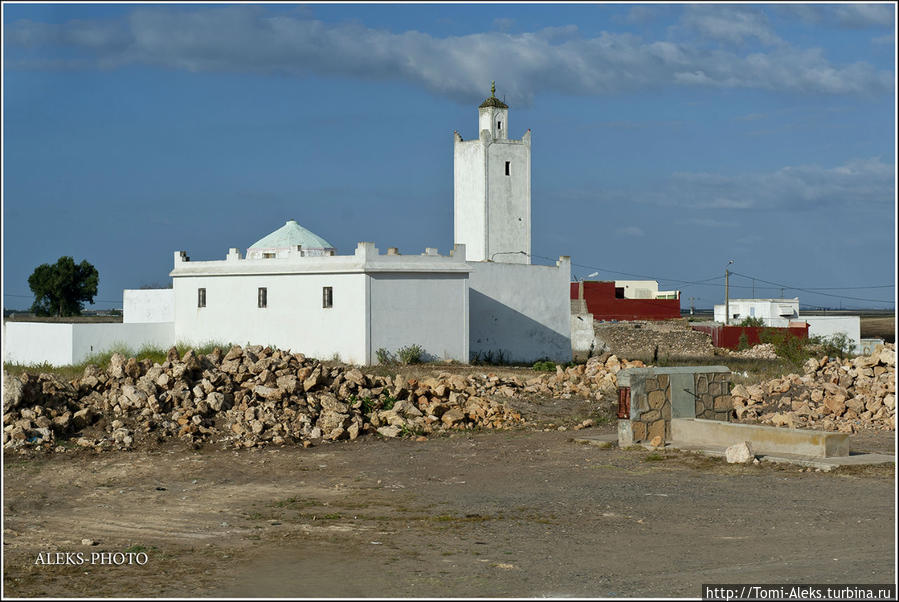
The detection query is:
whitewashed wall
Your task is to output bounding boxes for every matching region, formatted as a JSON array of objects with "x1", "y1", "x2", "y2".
[
  {"x1": 570, "y1": 313, "x2": 595, "y2": 360},
  {"x1": 173, "y1": 272, "x2": 368, "y2": 364},
  {"x1": 714, "y1": 299, "x2": 800, "y2": 325},
  {"x1": 802, "y1": 316, "x2": 861, "y2": 352},
  {"x1": 468, "y1": 258, "x2": 572, "y2": 363},
  {"x1": 368, "y1": 273, "x2": 469, "y2": 363},
  {"x1": 454, "y1": 136, "x2": 487, "y2": 261},
  {"x1": 486, "y1": 137, "x2": 530, "y2": 264},
  {"x1": 123, "y1": 289, "x2": 175, "y2": 323},
  {"x1": 4, "y1": 322, "x2": 175, "y2": 366}
]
